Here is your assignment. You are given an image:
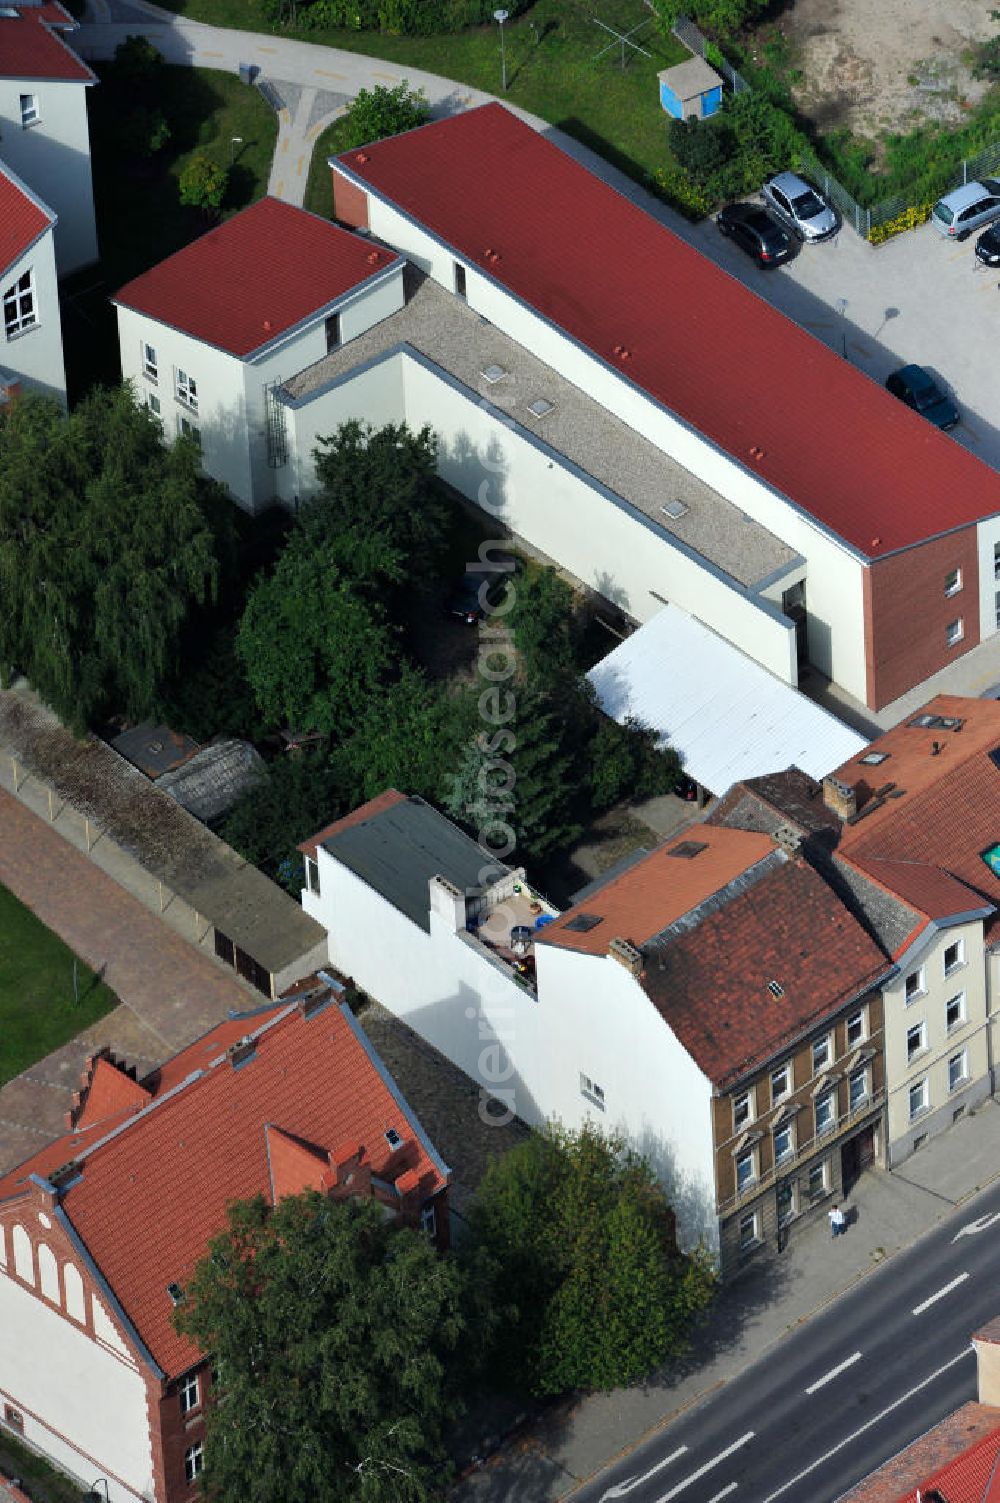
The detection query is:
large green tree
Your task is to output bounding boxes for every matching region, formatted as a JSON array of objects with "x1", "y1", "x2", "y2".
[
  {"x1": 338, "y1": 665, "x2": 476, "y2": 806},
  {"x1": 465, "y1": 1124, "x2": 715, "y2": 1395},
  {"x1": 338, "y1": 82, "x2": 430, "y2": 151},
  {"x1": 175, "y1": 1192, "x2": 468, "y2": 1503},
  {"x1": 222, "y1": 748, "x2": 349, "y2": 892},
  {"x1": 0, "y1": 388, "x2": 220, "y2": 730}
]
